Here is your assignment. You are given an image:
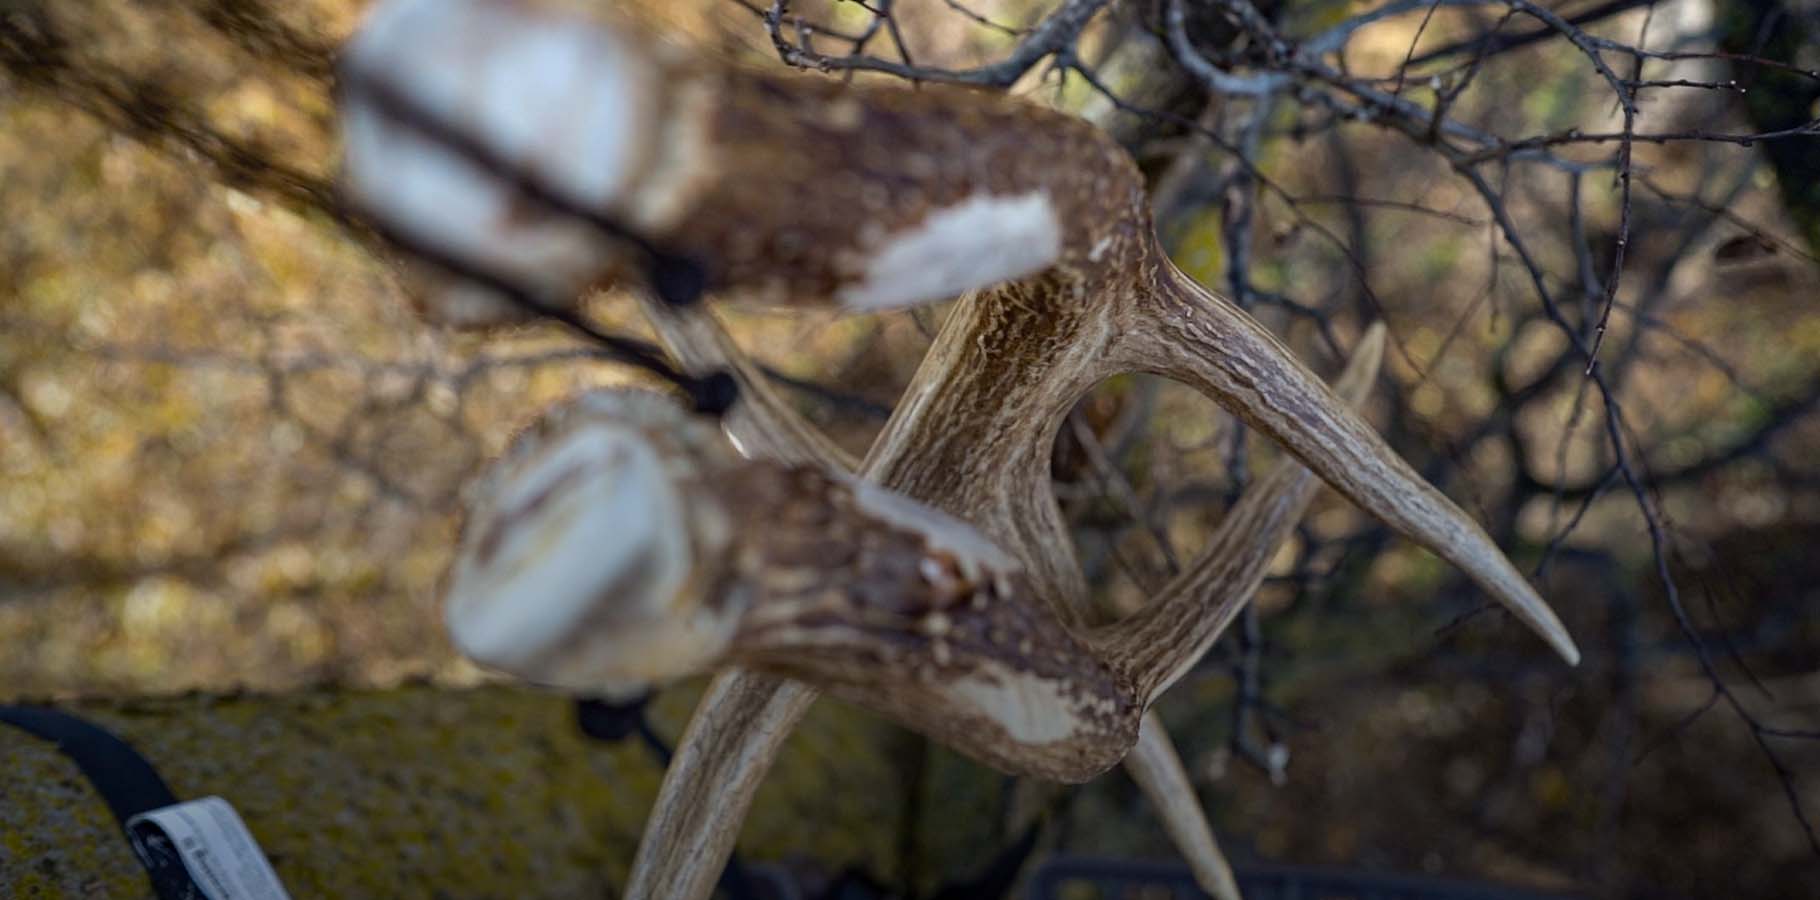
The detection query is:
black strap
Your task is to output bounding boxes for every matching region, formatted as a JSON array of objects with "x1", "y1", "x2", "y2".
[
  {"x1": 0, "y1": 705, "x2": 181, "y2": 825},
  {"x1": 0, "y1": 705, "x2": 205, "y2": 899},
  {"x1": 334, "y1": 63, "x2": 742, "y2": 419}
]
